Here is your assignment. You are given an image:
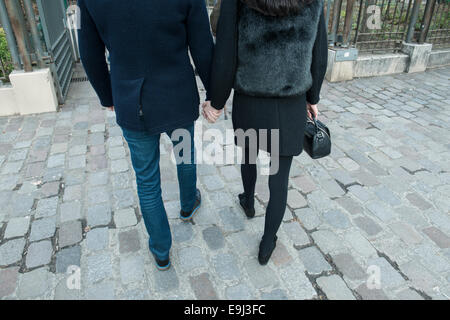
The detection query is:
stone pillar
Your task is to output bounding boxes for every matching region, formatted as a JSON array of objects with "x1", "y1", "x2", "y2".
[
  {"x1": 401, "y1": 42, "x2": 433, "y2": 73},
  {"x1": 325, "y1": 48, "x2": 356, "y2": 82},
  {"x1": 9, "y1": 68, "x2": 58, "y2": 115}
]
